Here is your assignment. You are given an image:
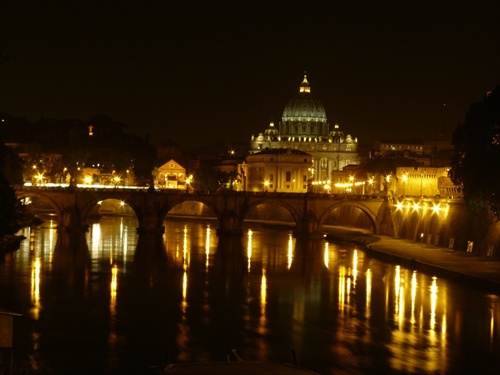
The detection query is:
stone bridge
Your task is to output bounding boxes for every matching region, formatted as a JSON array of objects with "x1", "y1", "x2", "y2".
[{"x1": 15, "y1": 186, "x2": 392, "y2": 244}]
